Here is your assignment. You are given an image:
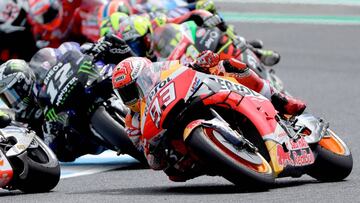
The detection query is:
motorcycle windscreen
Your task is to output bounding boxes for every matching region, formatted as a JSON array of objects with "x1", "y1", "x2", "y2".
[{"x1": 152, "y1": 24, "x2": 184, "y2": 59}]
